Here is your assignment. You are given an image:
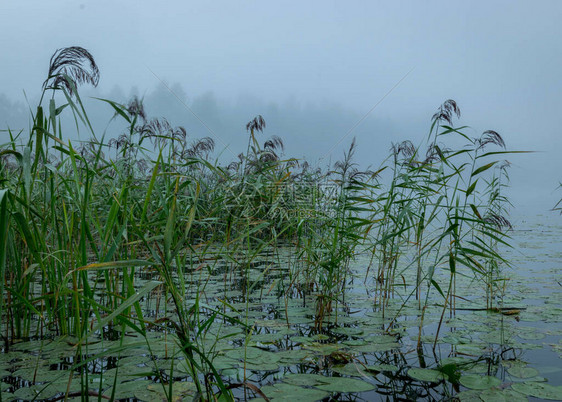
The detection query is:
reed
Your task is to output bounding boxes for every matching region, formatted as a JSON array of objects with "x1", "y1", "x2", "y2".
[{"x1": 0, "y1": 47, "x2": 523, "y2": 400}]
